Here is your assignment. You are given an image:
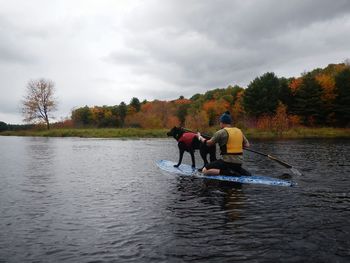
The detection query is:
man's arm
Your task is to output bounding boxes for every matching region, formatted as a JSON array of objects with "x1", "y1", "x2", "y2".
[
  {"x1": 197, "y1": 132, "x2": 215, "y2": 146},
  {"x1": 205, "y1": 138, "x2": 215, "y2": 146}
]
